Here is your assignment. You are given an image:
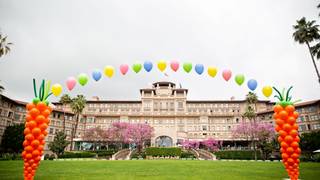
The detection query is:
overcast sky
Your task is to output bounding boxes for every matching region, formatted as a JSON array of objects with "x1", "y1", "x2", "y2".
[{"x1": 0, "y1": 0, "x2": 320, "y2": 103}]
